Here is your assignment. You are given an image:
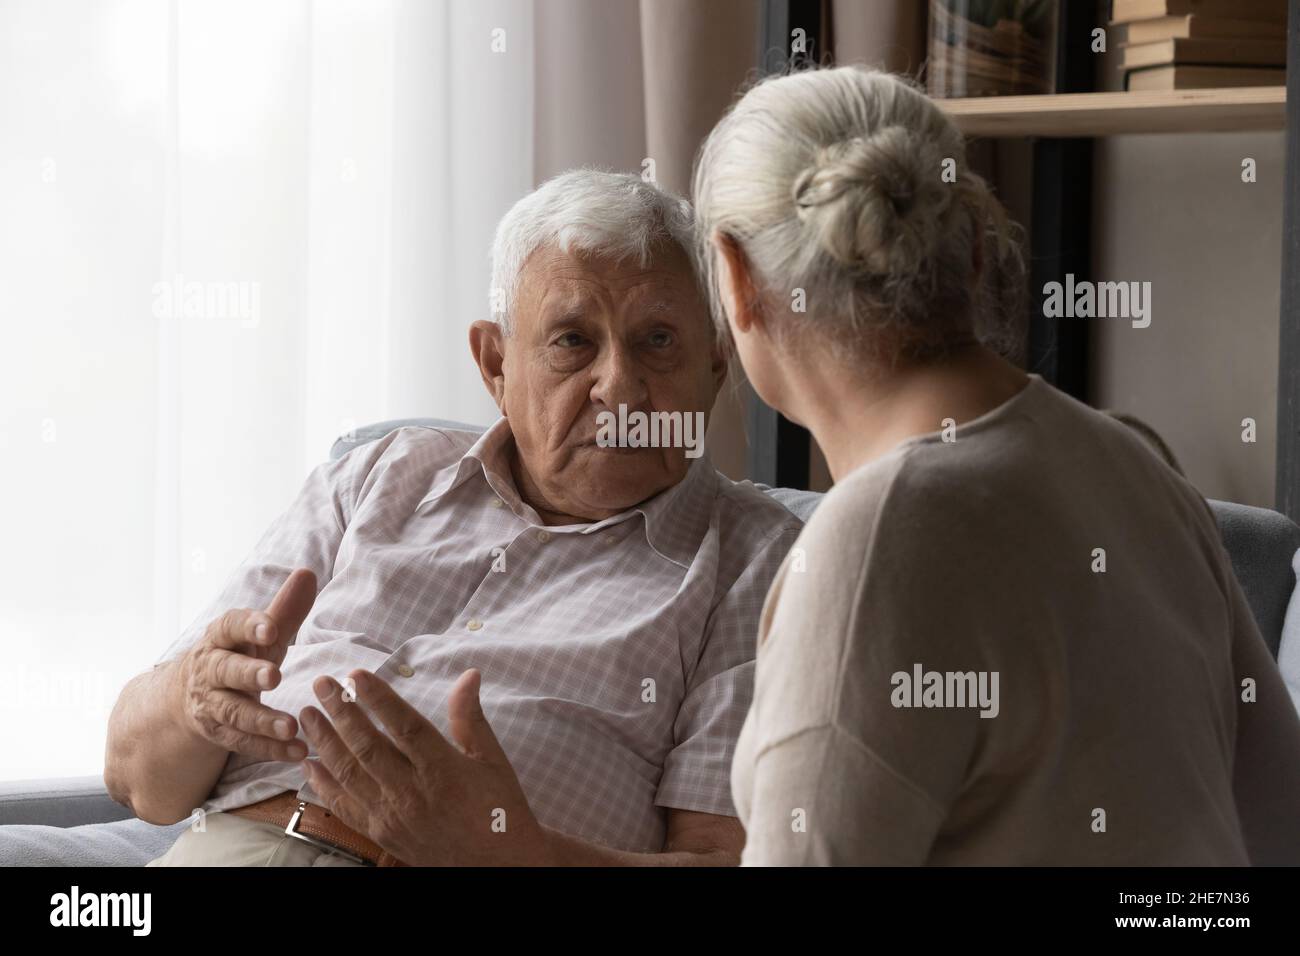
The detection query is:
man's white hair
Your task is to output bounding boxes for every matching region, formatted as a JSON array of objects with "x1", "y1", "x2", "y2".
[{"x1": 488, "y1": 168, "x2": 697, "y2": 334}]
